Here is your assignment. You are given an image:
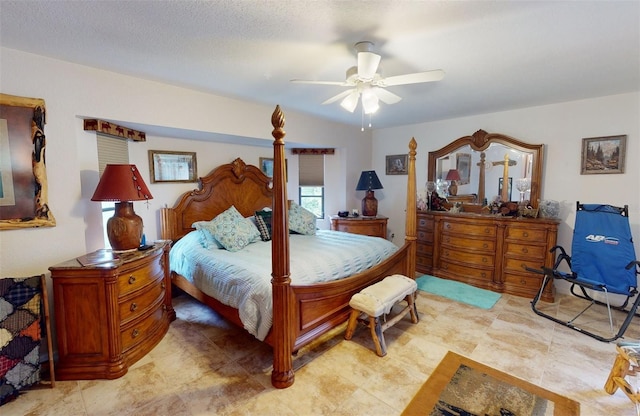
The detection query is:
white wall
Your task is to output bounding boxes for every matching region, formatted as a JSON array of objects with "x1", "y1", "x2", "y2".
[
  {"x1": 0, "y1": 47, "x2": 370, "y2": 277},
  {"x1": 373, "y1": 92, "x2": 640, "y2": 280}
]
